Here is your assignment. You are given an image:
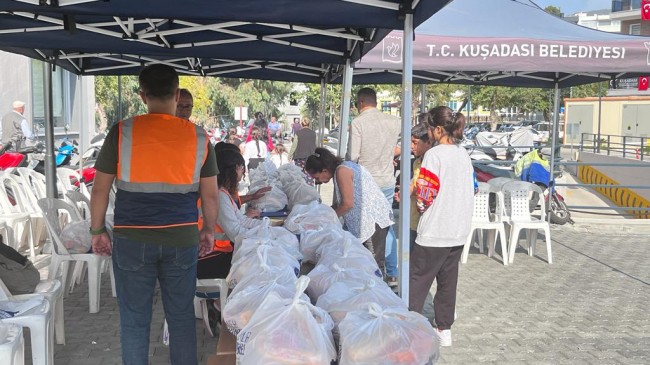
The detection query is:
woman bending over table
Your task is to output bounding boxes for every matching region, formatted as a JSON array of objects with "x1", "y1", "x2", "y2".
[{"x1": 305, "y1": 147, "x2": 393, "y2": 276}]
